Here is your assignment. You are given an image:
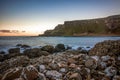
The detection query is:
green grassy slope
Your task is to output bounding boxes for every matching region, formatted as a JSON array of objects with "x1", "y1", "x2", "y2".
[{"x1": 42, "y1": 15, "x2": 120, "y2": 36}]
